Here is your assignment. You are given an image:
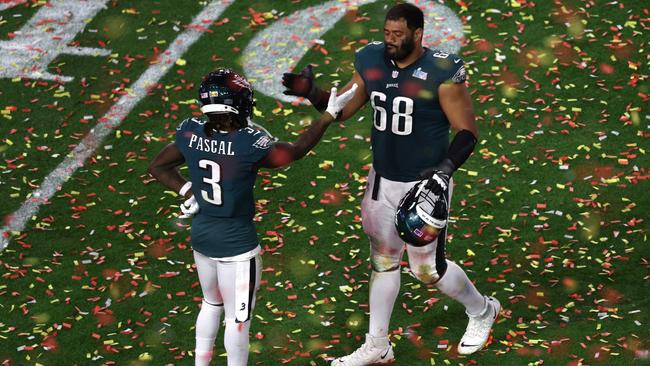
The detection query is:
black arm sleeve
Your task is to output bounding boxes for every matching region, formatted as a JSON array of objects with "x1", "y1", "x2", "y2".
[{"x1": 437, "y1": 129, "x2": 477, "y2": 175}]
